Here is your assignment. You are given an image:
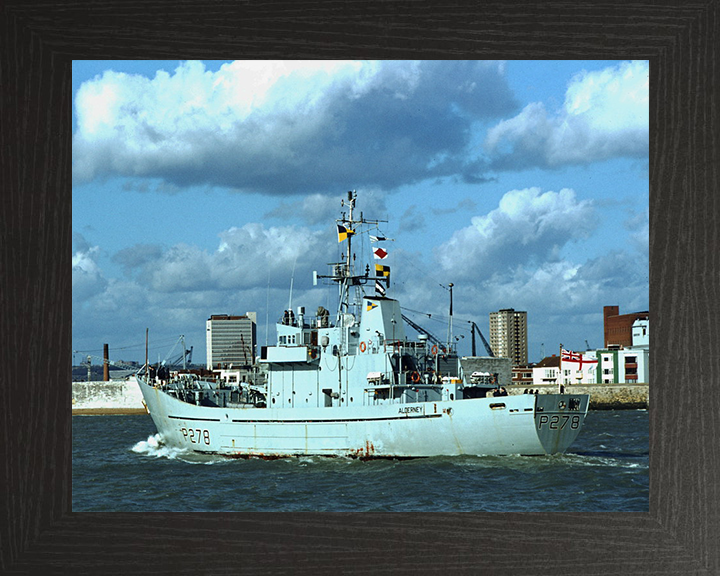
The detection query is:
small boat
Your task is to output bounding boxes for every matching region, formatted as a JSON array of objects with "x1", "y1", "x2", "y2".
[{"x1": 134, "y1": 192, "x2": 589, "y2": 458}]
